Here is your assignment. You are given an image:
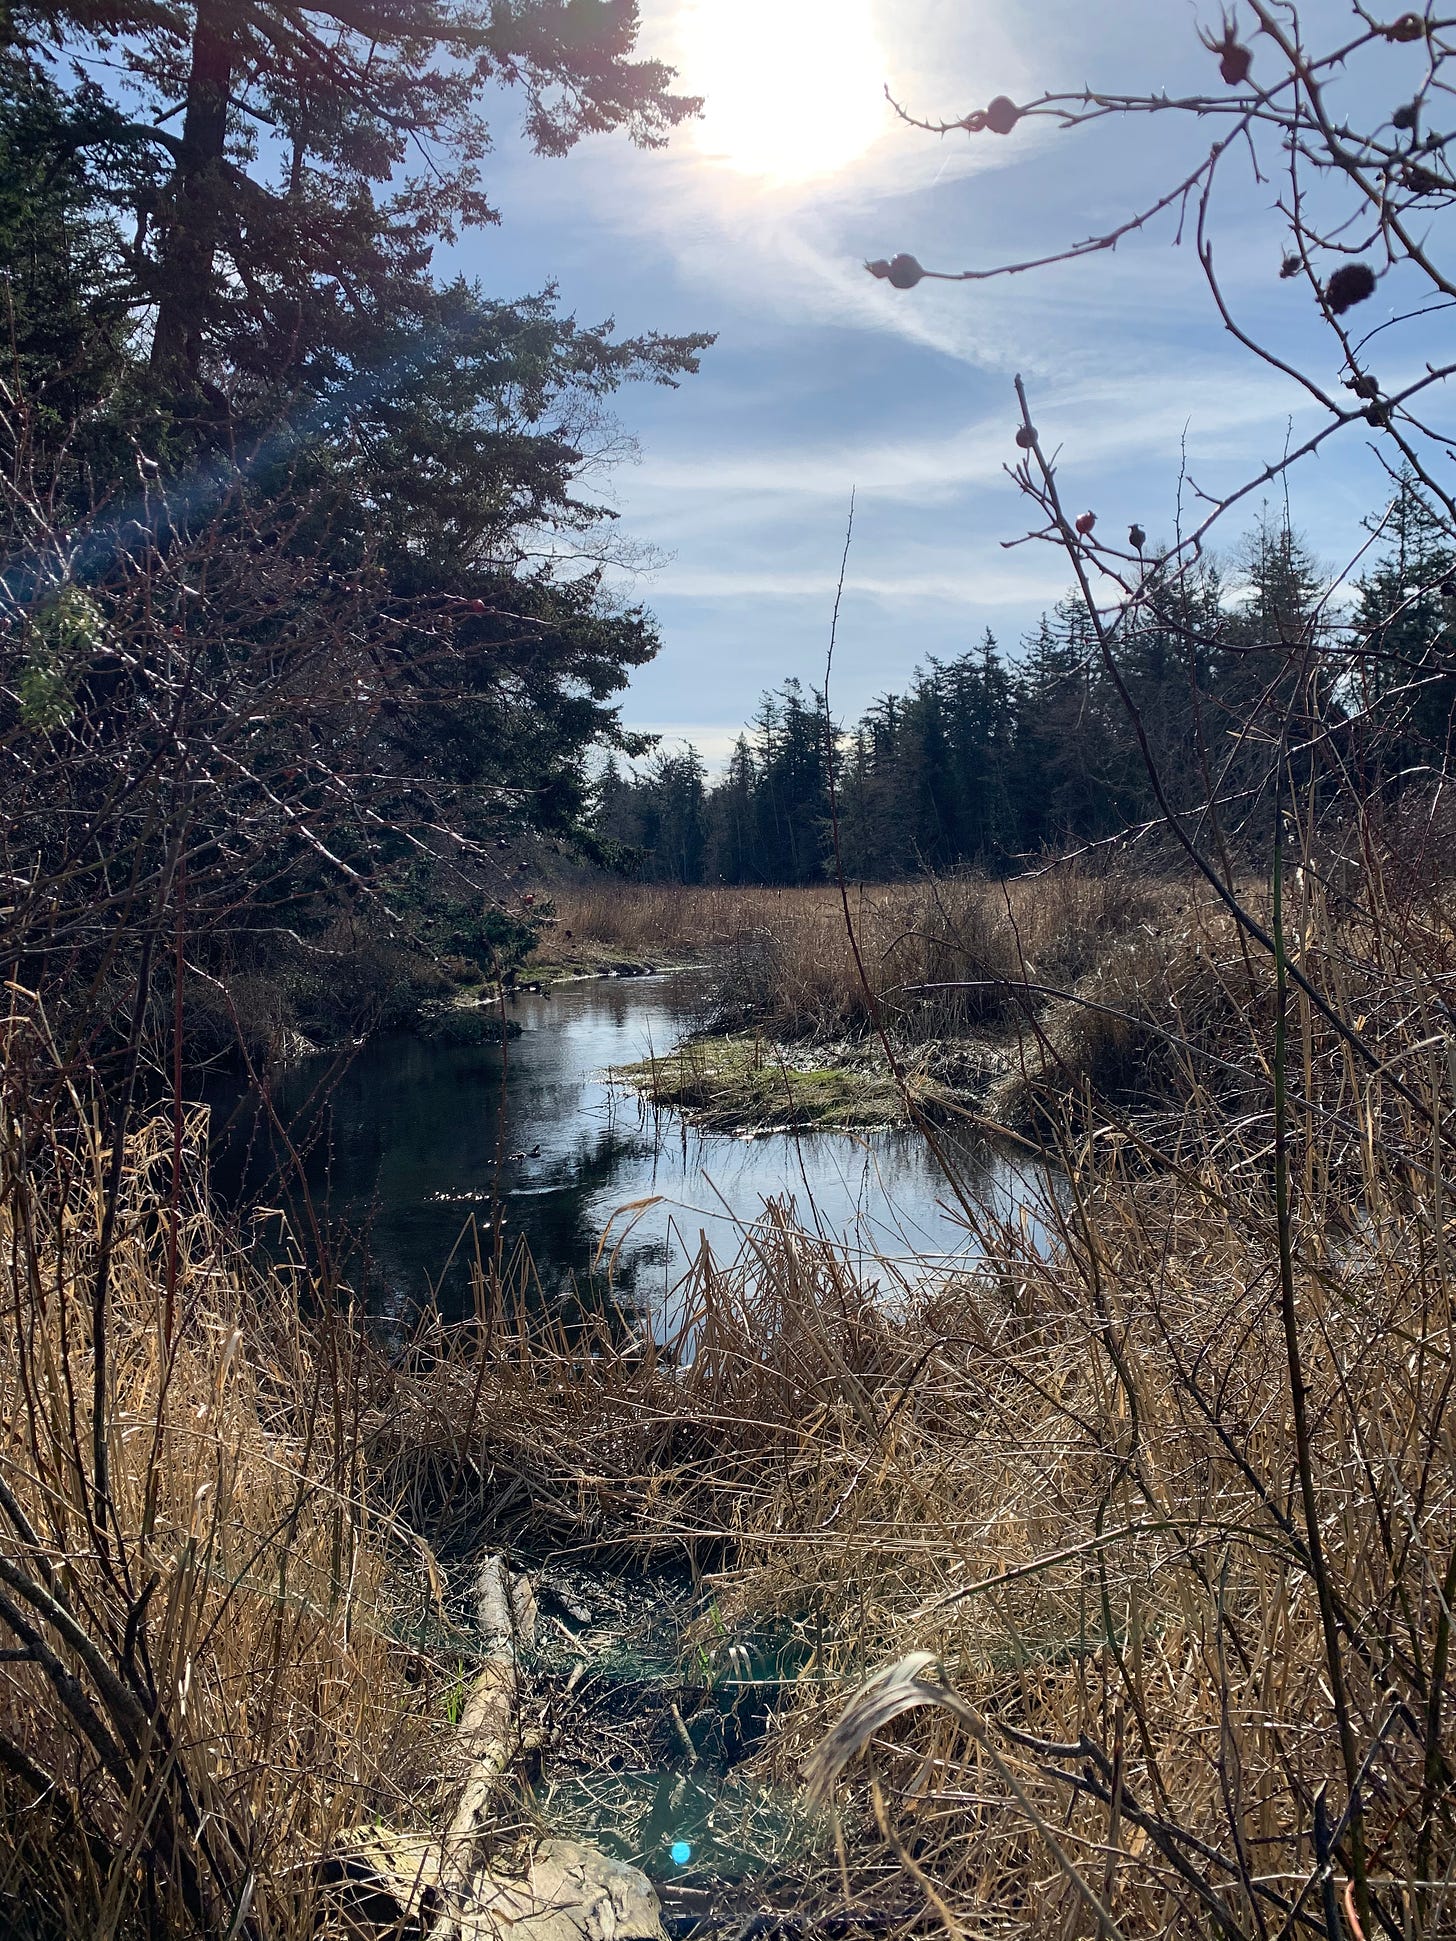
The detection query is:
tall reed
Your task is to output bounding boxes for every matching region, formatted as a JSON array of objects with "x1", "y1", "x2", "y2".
[
  {"x1": 8, "y1": 824, "x2": 1455, "y2": 1937},
  {"x1": 475, "y1": 834, "x2": 1456, "y2": 1935},
  {"x1": 0, "y1": 1003, "x2": 444, "y2": 1938}
]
